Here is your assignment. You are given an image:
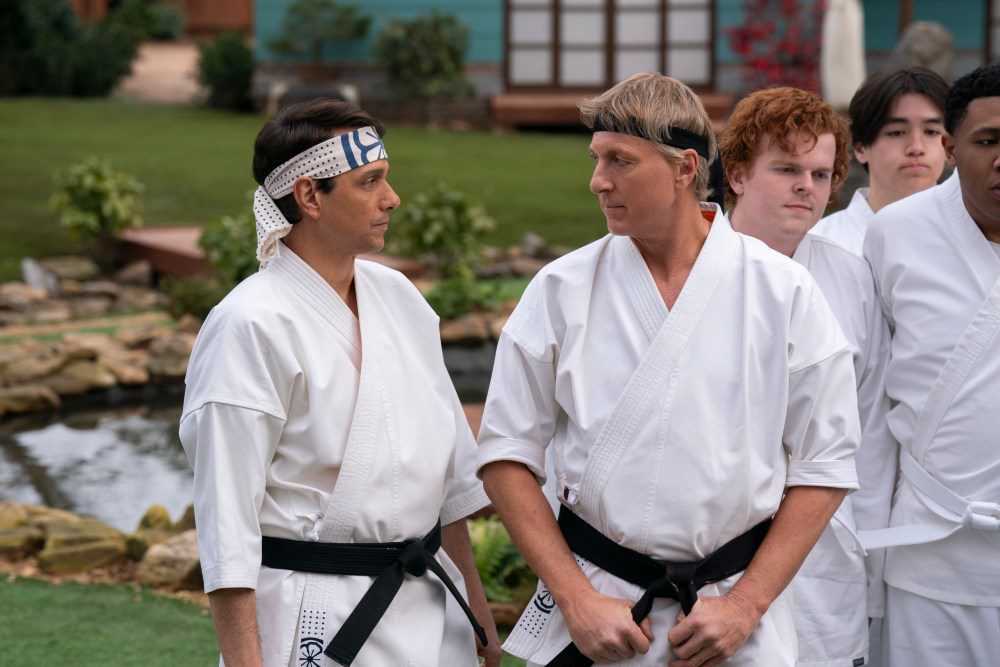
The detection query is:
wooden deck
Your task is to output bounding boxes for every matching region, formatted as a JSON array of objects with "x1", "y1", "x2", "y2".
[
  {"x1": 120, "y1": 226, "x2": 427, "y2": 279},
  {"x1": 491, "y1": 91, "x2": 734, "y2": 130}
]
